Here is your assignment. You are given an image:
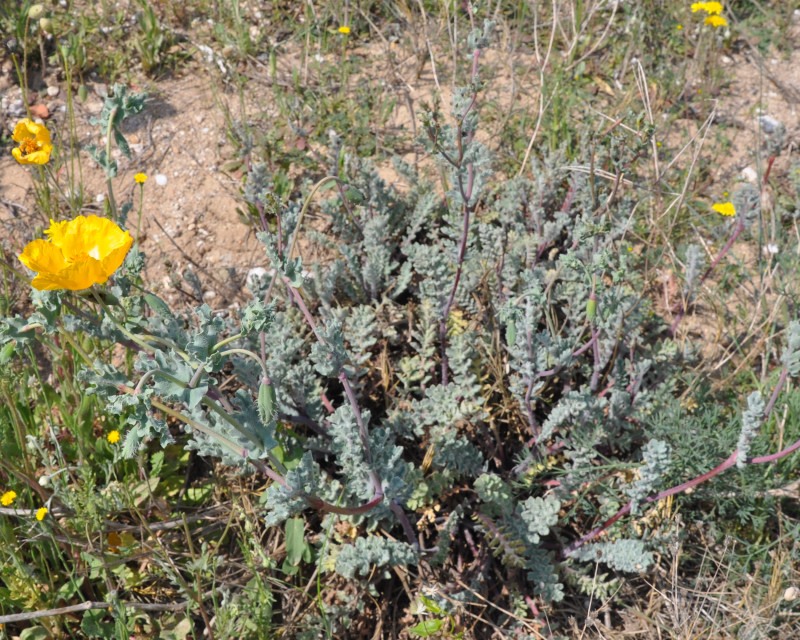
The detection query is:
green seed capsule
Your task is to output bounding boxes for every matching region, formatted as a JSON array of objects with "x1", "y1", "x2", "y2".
[
  {"x1": 505, "y1": 319, "x2": 517, "y2": 347},
  {"x1": 258, "y1": 381, "x2": 277, "y2": 425},
  {"x1": 144, "y1": 292, "x2": 172, "y2": 318},
  {"x1": 586, "y1": 295, "x2": 597, "y2": 322}
]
